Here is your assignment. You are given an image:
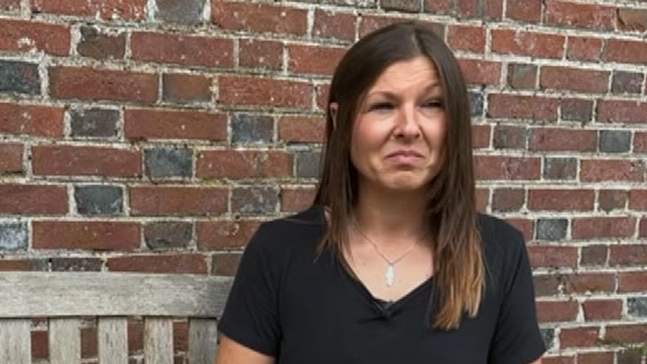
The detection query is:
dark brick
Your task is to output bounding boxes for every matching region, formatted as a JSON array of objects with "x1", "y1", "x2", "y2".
[
  {"x1": 617, "y1": 350, "x2": 642, "y2": 364},
  {"x1": 70, "y1": 108, "x2": 119, "y2": 137},
  {"x1": 75, "y1": 185, "x2": 123, "y2": 215},
  {"x1": 231, "y1": 114, "x2": 274, "y2": 144},
  {"x1": 162, "y1": 73, "x2": 211, "y2": 103},
  {"x1": 507, "y1": 63, "x2": 537, "y2": 89},
  {"x1": 628, "y1": 297, "x2": 647, "y2": 317},
  {"x1": 469, "y1": 91, "x2": 484, "y2": 117},
  {"x1": 541, "y1": 328, "x2": 555, "y2": 350},
  {"x1": 144, "y1": 148, "x2": 193, "y2": 178},
  {"x1": 581, "y1": 245, "x2": 608, "y2": 266},
  {"x1": 599, "y1": 130, "x2": 631, "y2": 153},
  {"x1": 492, "y1": 188, "x2": 524, "y2": 212},
  {"x1": 156, "y1": 0, "x2": 205, "y2": 24},
  {"x1": 493, "y1": 125, "x2": 526, "y2": 149},
  {"x1": 0, "y1": 222, "x2": 27, "y2": 250},
  {"x1": 77, "y1": 26, "x2": 126, "y2": 60},
  {"x1": 0, "y1": 0, "x2": 20, "y2": 11},
  {"x1": 543, "y1": 157, "x2": 577, "y2": 180},
  {"x1": 51, "y1": 257, "x2": 102, "y2": 271},
  {"x1": 536, "y1": 219, "x2": 568, "y2": 240},
  {"x1": 212, "y1": 253, "x2": 242, "y2": 276},
  {"x1": 561, "y1": 98, "x2": 593, "y2": 123},
  {"x1": 232, "y1": 187, "x2": 279, "y2": 215},
  {"x1": 380, "y1": 0, "x2": 421, "y2": 12},
  {"x1": 144, "y1": 222, "x2": 192, "y2": 249},
  {"x1": 611, "y1": 71, "x2": 644, "y2": 94},
  {"x1": 296, "y1": 150, "x2": 321, "y2": 178},
  {"x1": 0, "y1": 60, "x2": 39, "y2": 95},
  {"x1": 599, "y1": 190, "x2": 628, "y2": 212}
]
